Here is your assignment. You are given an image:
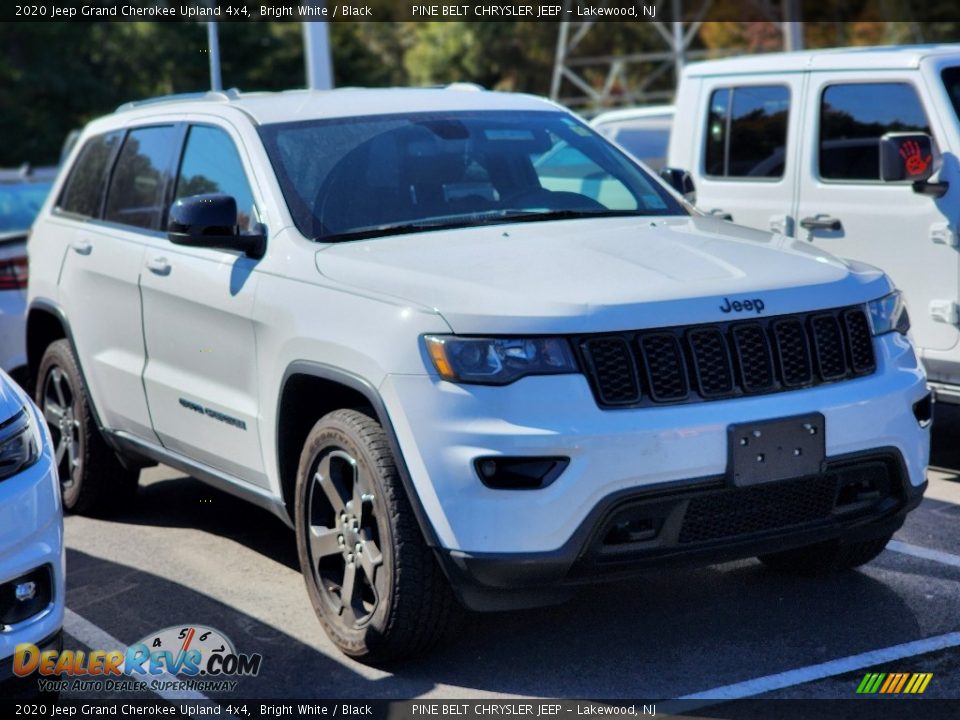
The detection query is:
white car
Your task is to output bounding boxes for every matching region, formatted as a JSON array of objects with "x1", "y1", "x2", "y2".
[
  {"x1": 590, "y1": 105, "x2": 674, "y2": 170},
  {"x1": 0, "y1": 367, "x2": 64, "y2": 693},
  {"x1": 27, "y1": 87, "x2": 929, "y2": 661}
]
